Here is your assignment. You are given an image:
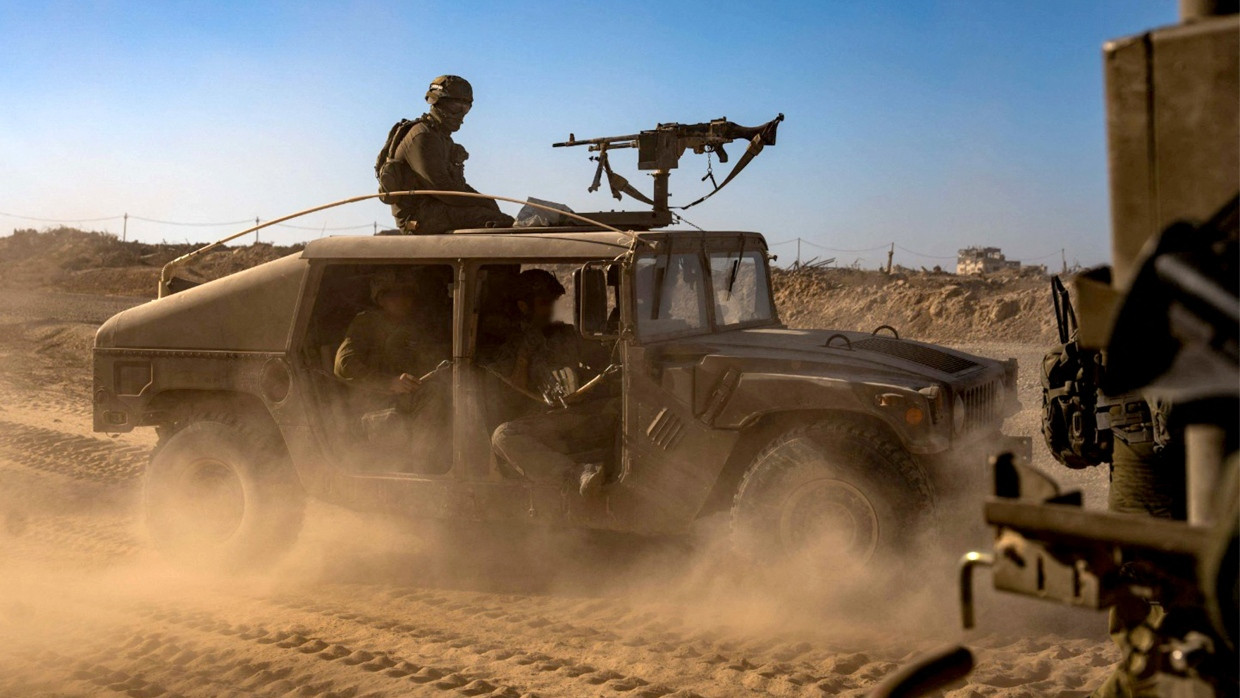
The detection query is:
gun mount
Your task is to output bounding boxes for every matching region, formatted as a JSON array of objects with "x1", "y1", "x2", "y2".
[{"x1": 553, "y1": 113, "x2": 784, "y2": 229}]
